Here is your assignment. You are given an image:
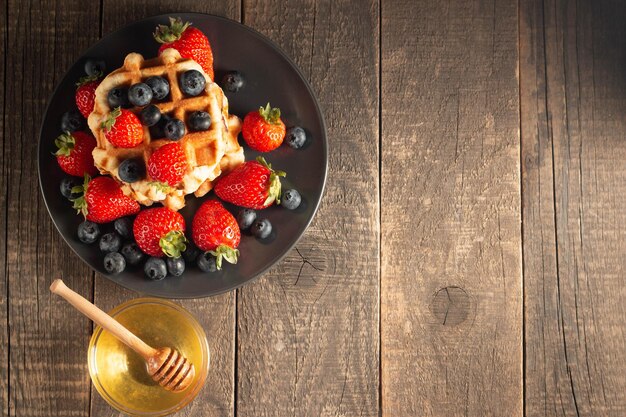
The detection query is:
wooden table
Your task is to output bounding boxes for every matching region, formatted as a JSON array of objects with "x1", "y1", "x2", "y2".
[{"x1": 1, "y1": 0, "x2": 625, "y2": 416}]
